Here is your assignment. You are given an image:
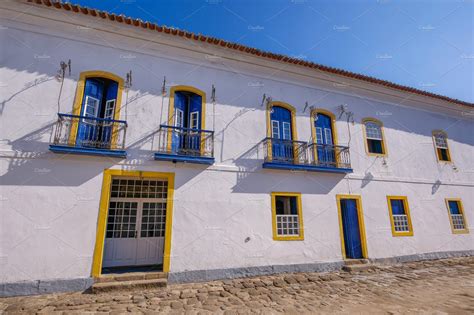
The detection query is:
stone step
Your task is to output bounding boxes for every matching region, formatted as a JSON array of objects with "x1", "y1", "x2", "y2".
[
  {"x1": 91, "y1": 278, "x2": 167, "y2": 293},
  {"x1": 344, "y1": 259, "x2": 370, "y2": 266},
  {"x1": 95, "y1": 271, "x2": 167, "y2": 283},
  {"x1": 342, "y1": 264, "x2": 376, "y2": 273}
]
